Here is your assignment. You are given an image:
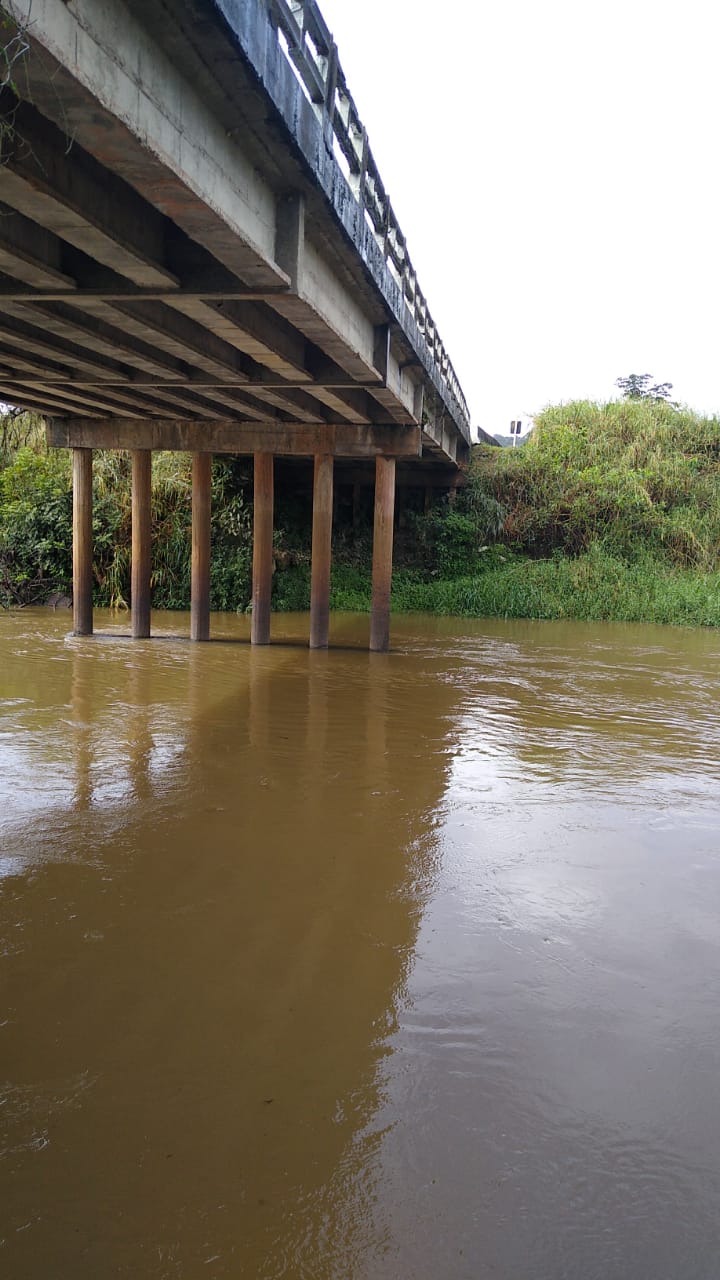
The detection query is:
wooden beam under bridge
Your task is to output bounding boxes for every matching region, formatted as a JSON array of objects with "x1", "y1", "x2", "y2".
[{"x1": 47, "y1": 419, "x2": 422, "y2": 459}]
